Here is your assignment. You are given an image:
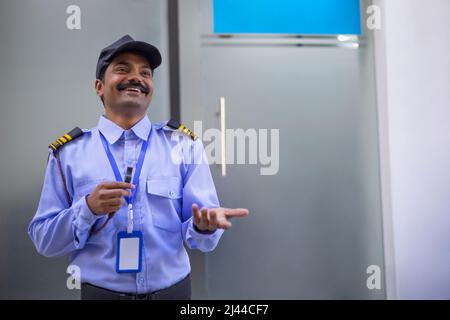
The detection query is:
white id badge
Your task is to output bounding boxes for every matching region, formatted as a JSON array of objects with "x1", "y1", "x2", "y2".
[{"x1": 116, "y1": 231, "x2": 143, "y2": 273}]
